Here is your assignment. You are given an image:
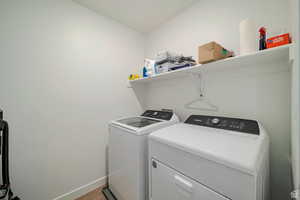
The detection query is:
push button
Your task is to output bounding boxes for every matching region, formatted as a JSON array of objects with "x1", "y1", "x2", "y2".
[{"x1": 211, "y1": 118, "x2": 220, "y2": 125}]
